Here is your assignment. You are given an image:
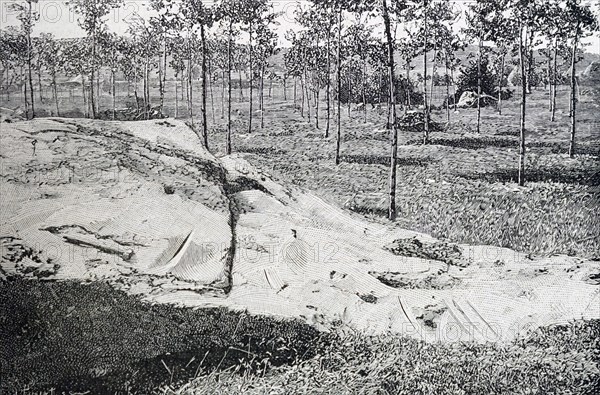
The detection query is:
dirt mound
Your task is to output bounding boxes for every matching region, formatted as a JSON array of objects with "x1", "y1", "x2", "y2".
[
  {"x1": 581, "y1": 61, "x2": 600, "y2": 85},
  {"x1": 0, "y1": 106, "x2": 25, "y2": 123},
  {"x1": 1, "y1": 118, "x2": 231, "y2": 292},
  {"x1": 1, "y1": 118, "x2": 599, "y2": 343}
]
